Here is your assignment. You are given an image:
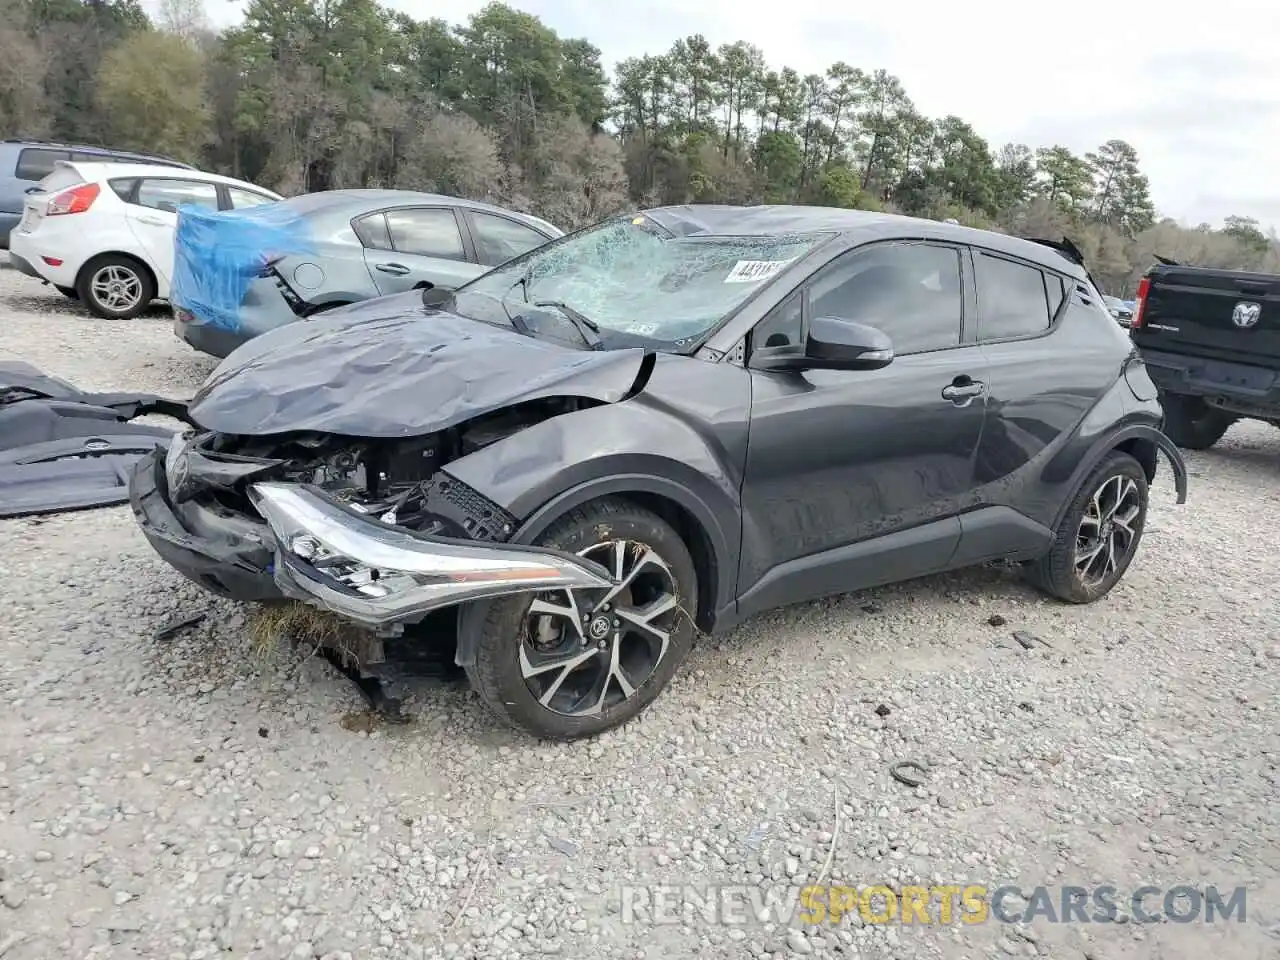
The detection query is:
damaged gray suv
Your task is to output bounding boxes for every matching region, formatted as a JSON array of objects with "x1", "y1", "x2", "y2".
[{"x1": 130, "y1": 205, "x2": 1187, "y2": 740}]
